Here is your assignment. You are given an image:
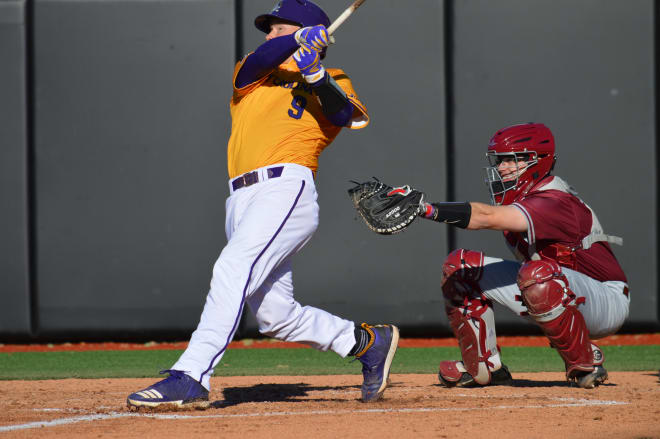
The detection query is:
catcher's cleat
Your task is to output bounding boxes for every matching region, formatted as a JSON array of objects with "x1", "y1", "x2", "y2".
[
  {"x1": 571, "y1": 365, "x2": 608, "y2": 389},
  {"x1": 355, "y1": 323, "x2": 399, "y2": 402},
  {"x1": 127, "y1": 370, "x2": 210, "y2": 410},
  {"x1": 438, "y1": 361, "x2": 513, "y2": 388}
]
